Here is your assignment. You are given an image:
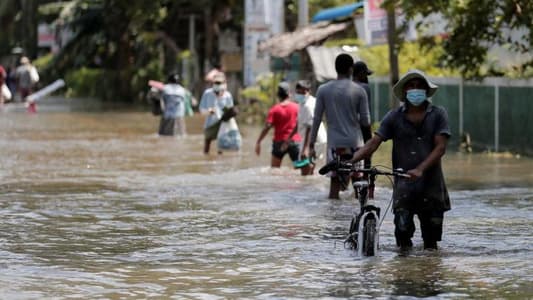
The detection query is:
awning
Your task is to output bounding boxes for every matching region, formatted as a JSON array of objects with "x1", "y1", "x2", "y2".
[
  {"x1": 258, "y1": 21, "x2": 349, "y2": 58},
  {"x1": 312, "y1": 2, "x2": 364, "y2": 23},
  {"x1": 306, "y1": 46, "x2": 358, "y2": 82}
]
